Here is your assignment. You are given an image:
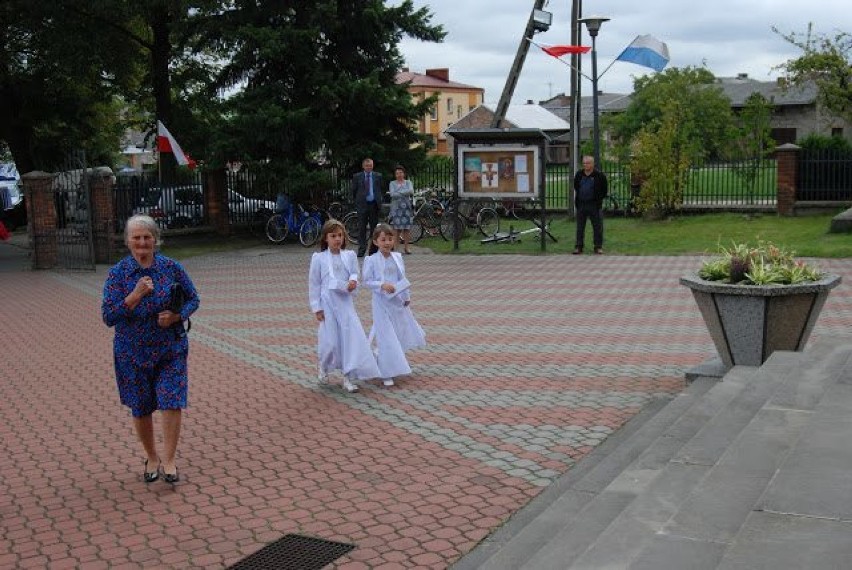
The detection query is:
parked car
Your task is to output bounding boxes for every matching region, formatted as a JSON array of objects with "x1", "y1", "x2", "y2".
[
  {"x1": 132, "y1": 184, "x2": 204, "y2": 229},
  {"x1": 1, "y1": 163, "x2": 26, "y2": 231},
  {"x1": 228, "y1": 189, "x2": 276, "y2": 225},
  {"x1": 131, "y1": 185, "x2": 276, "y2": 230}
]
